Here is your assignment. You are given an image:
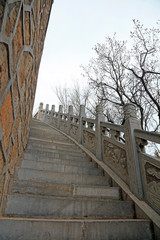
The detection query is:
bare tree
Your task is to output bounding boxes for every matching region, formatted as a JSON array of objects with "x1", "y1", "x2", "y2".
[
  {"x1": 54, "y1": 85, "x2": 70, "y2": 113},
  {"x1": 69, "y1": 81, "x2": 90, "y2": 115},
  {"x1": 53, "y1": 81, "x2": 92, "y2": 116},
  {"x1": 82, "y1": 20, "x2": 160, "y2": 131},
  {"x1": 124, "y1": 20, "x2": 160, "y2": 129}
]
